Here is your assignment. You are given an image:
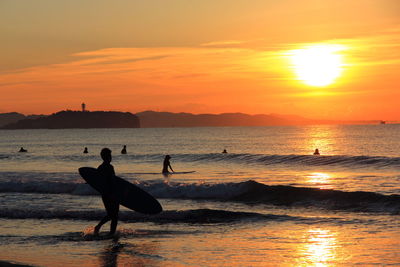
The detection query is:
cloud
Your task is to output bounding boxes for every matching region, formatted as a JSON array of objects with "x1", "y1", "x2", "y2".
[
  {"x1": 80, "y1": 55, "x2": 169, "y2": 66},
  {"x1": 200, "y1": 40, "x2": 248, "y2": 47}
]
